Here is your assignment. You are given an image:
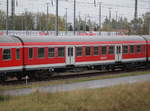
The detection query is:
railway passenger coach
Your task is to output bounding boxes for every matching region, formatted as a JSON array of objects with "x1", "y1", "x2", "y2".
[
  {"x1": 0, "y1": 35, "x2": 149, "y2": 81},
  {"x1": 0, "y1": 36, "x2": 23, "y2": 80},
  {"x1": 143, "y1": 36, "x2": 150, "y2": 61}
]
